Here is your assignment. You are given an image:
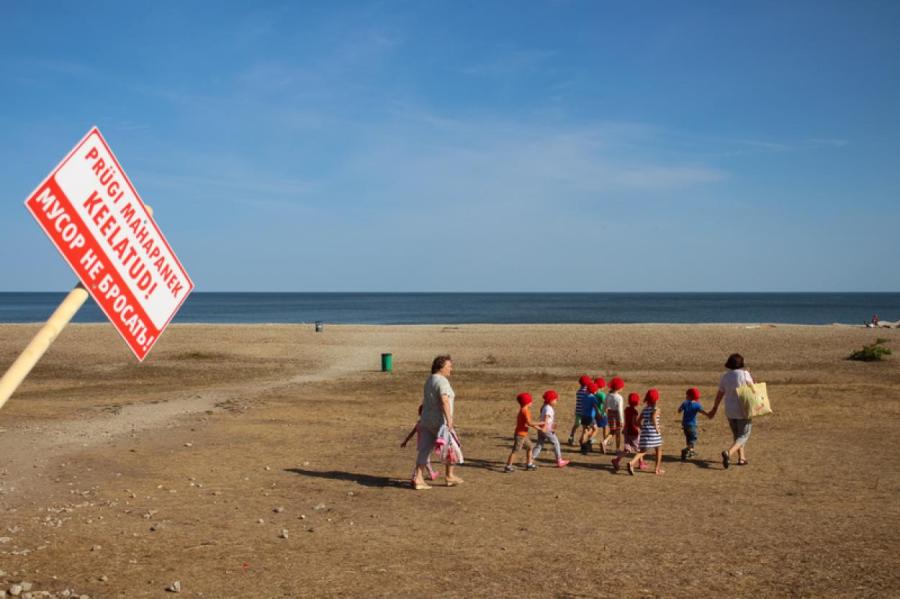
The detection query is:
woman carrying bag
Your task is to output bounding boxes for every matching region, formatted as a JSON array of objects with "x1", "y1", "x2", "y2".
[{"x1": 709, "y1": 353, "x2": 755, "y2": 468}]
